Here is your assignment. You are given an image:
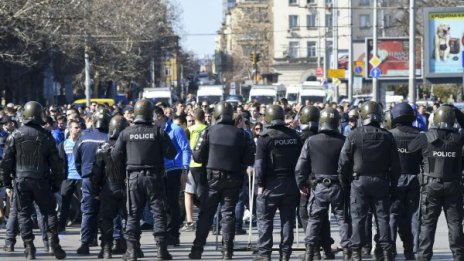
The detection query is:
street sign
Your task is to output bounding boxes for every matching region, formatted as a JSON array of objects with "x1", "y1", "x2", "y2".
[
  {"x1": 370, "y1": 67, "x2": 382, "y2": 78},
  {"x1": 354, "y1": 66, "x2": 363, "y2": 76},
  {"x1": 369, "y1": 56, "x2": 381, "y2": 68},
  {"x1": 328, "y1": 69, "x2": 346, "y2": 79}
]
